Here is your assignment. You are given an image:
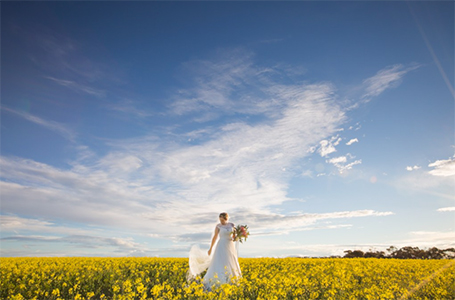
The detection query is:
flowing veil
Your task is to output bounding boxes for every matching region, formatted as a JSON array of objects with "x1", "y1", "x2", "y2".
[{"x1": 187, "y1": 224, "x2": 219, "y2": 281}]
